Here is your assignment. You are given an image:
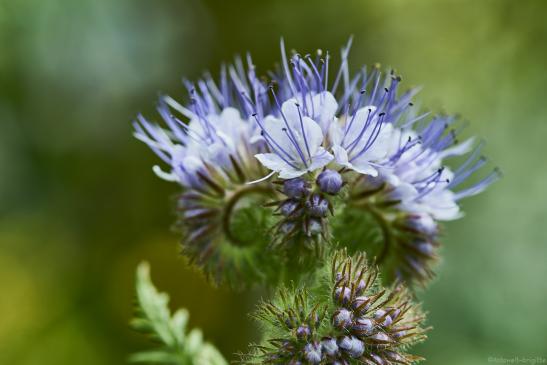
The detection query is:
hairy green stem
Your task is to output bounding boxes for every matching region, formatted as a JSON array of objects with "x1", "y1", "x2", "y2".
[{"x1": 222, "y1": 184, "x2": 275, "y2": 246}]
